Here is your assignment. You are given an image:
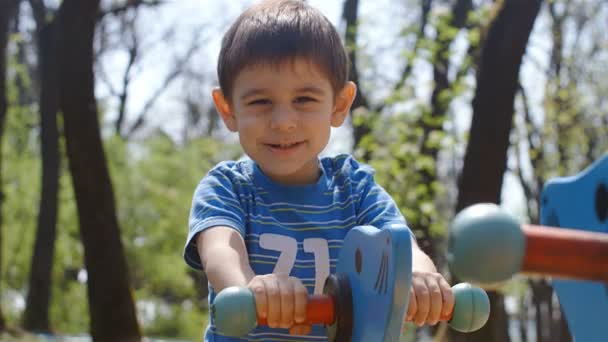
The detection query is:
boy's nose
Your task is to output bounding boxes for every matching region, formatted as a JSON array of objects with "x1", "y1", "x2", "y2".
[{"x1": 269, "y1": 106, "x2": 297, "y2": 131}]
